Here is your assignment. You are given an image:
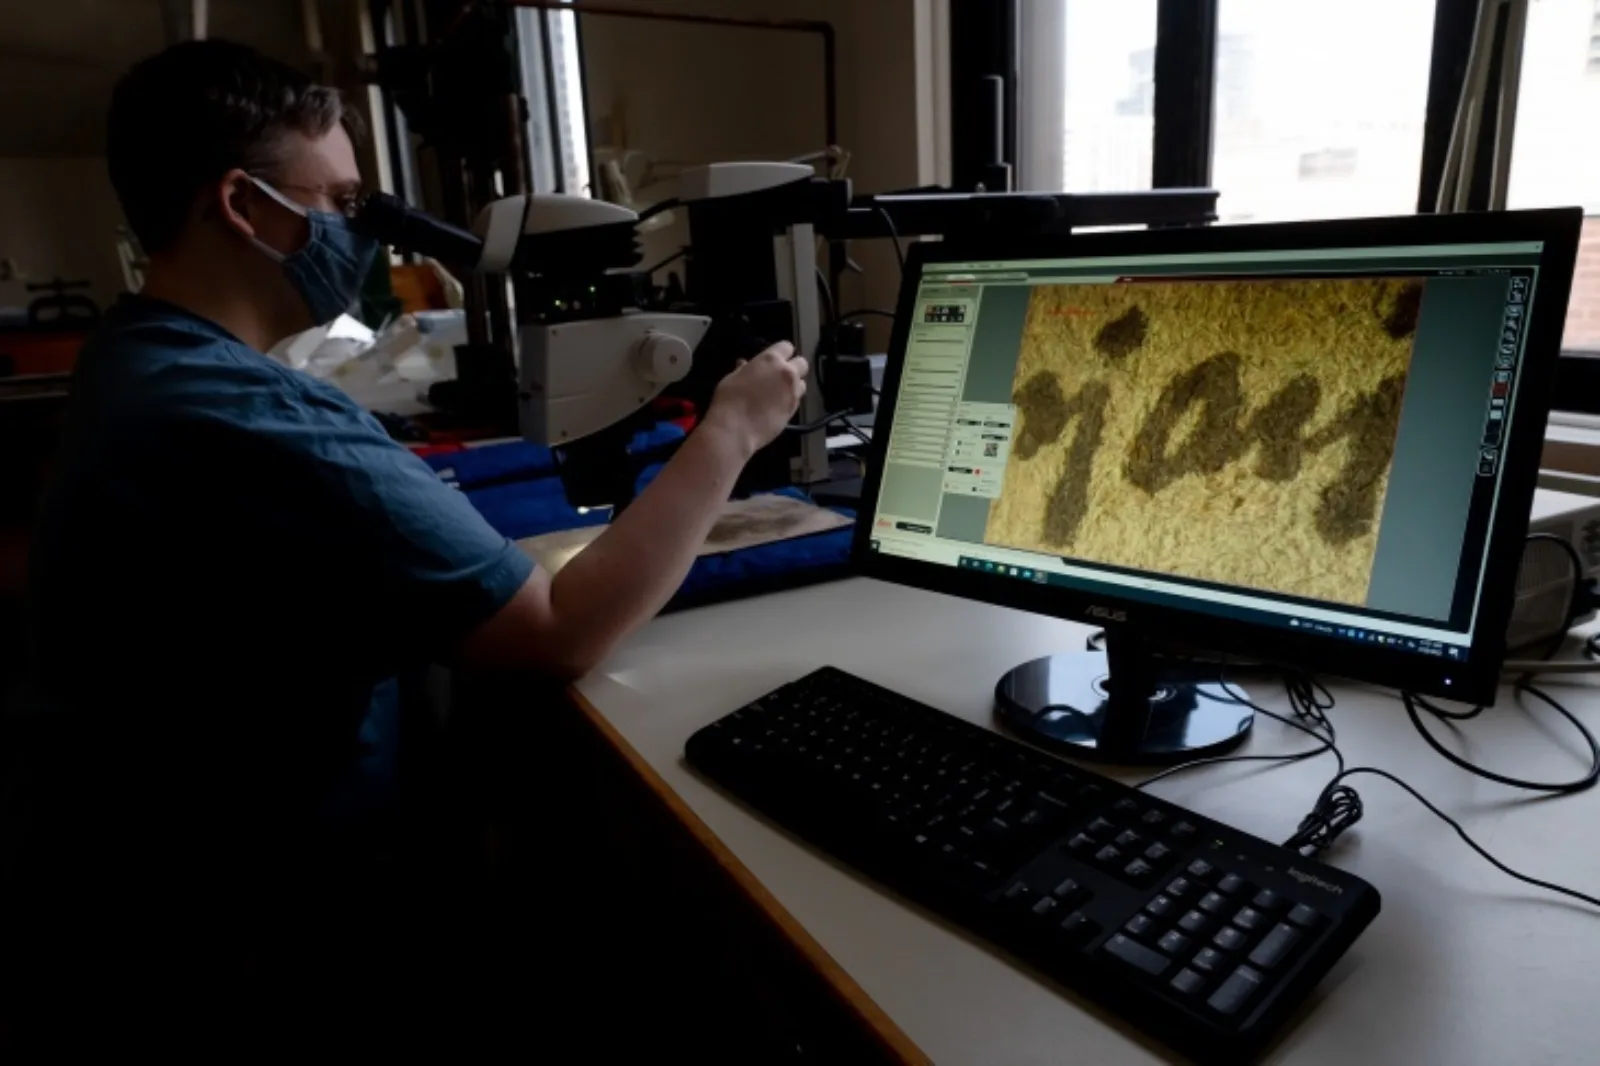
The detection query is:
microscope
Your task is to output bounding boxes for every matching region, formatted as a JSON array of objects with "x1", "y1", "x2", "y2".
[{"x1": 352, "y1": 161, "x2": 850, "y2": 512}]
